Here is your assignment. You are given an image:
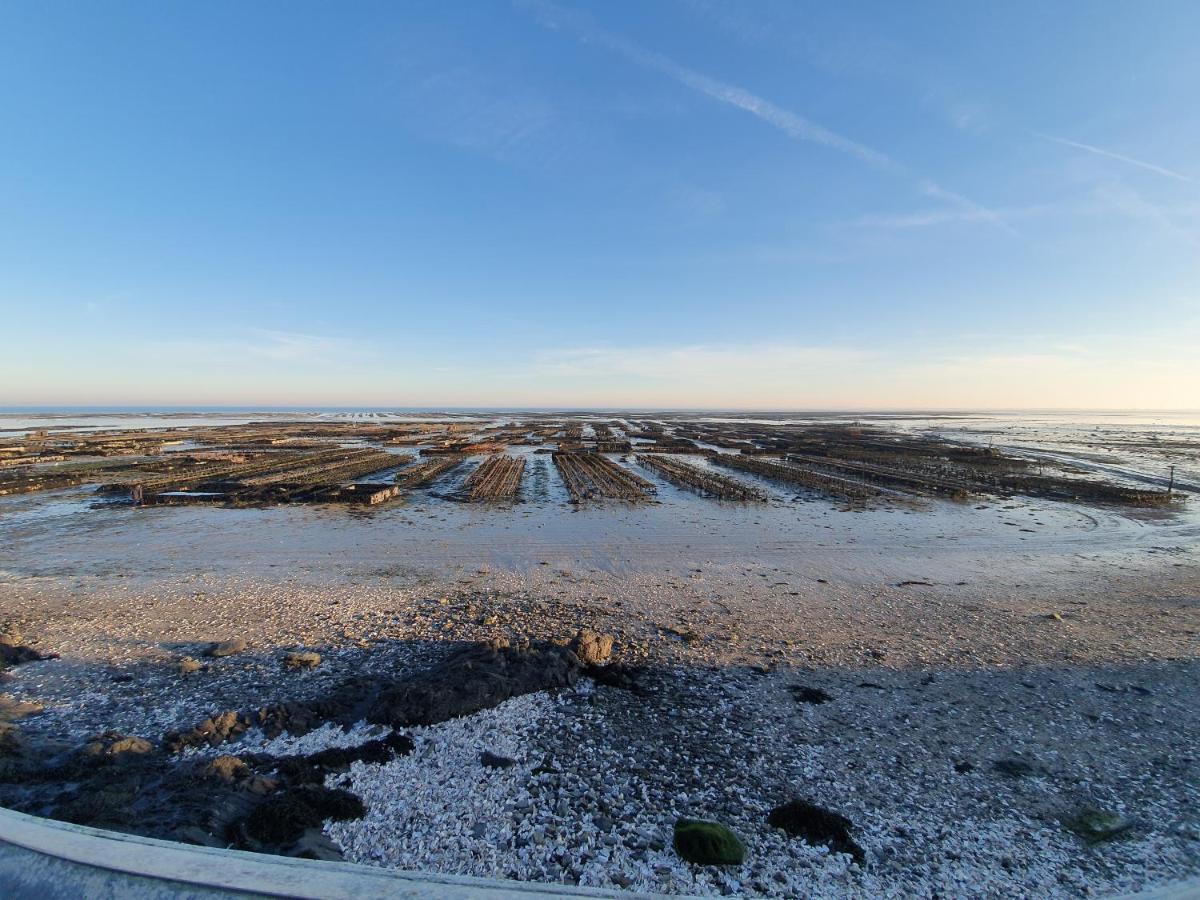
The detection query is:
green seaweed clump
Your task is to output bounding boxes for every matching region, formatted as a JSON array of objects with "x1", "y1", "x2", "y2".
[
  {"x1": 673, "y1": 817, "x2": 747, "y2": 866},
  {"x1": 1063, "y1": 806, "x2": 1132, "y2": 844}
]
